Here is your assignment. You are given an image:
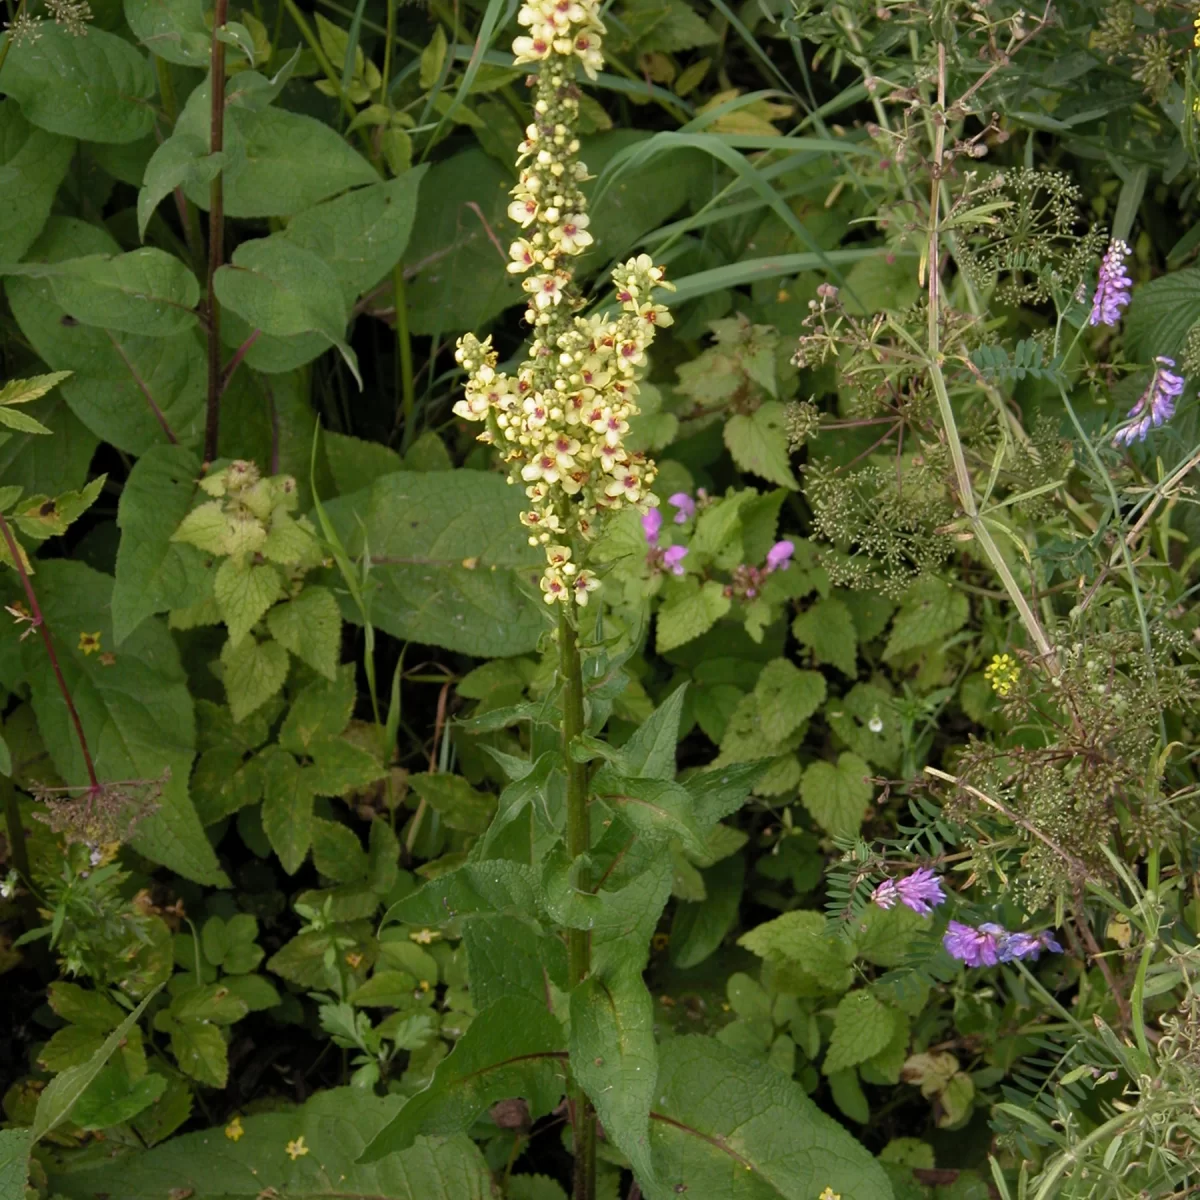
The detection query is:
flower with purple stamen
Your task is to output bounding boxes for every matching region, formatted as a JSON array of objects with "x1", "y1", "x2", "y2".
[
  {"x1": 667, "y1": 492, "x2": 695, "y2": 523},
  {"x1": 871, "y1": 879, "x2": 900, "y2": 910},
  {"x1": 895, "y1": 867, "x2": 946, "y2": 916},
  {"x1": 1089, "y1": 239, "x2": 1132, "y2": 327},
  {"x1": 641, "y1": 508, "x2": 662, "y2": 546},
  {"x1": 1114, "y1": 356, "x2": 1183, "y2": 447},
  {"x1": 943, "y1": 920, "x2": 1001, "y2": 967},
  {"x1": 662, "y1": 545, "x2": 688, "y2": 576},
  {"x1": 766, "y1": 540, "x2": 794, "y2": 572}
]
